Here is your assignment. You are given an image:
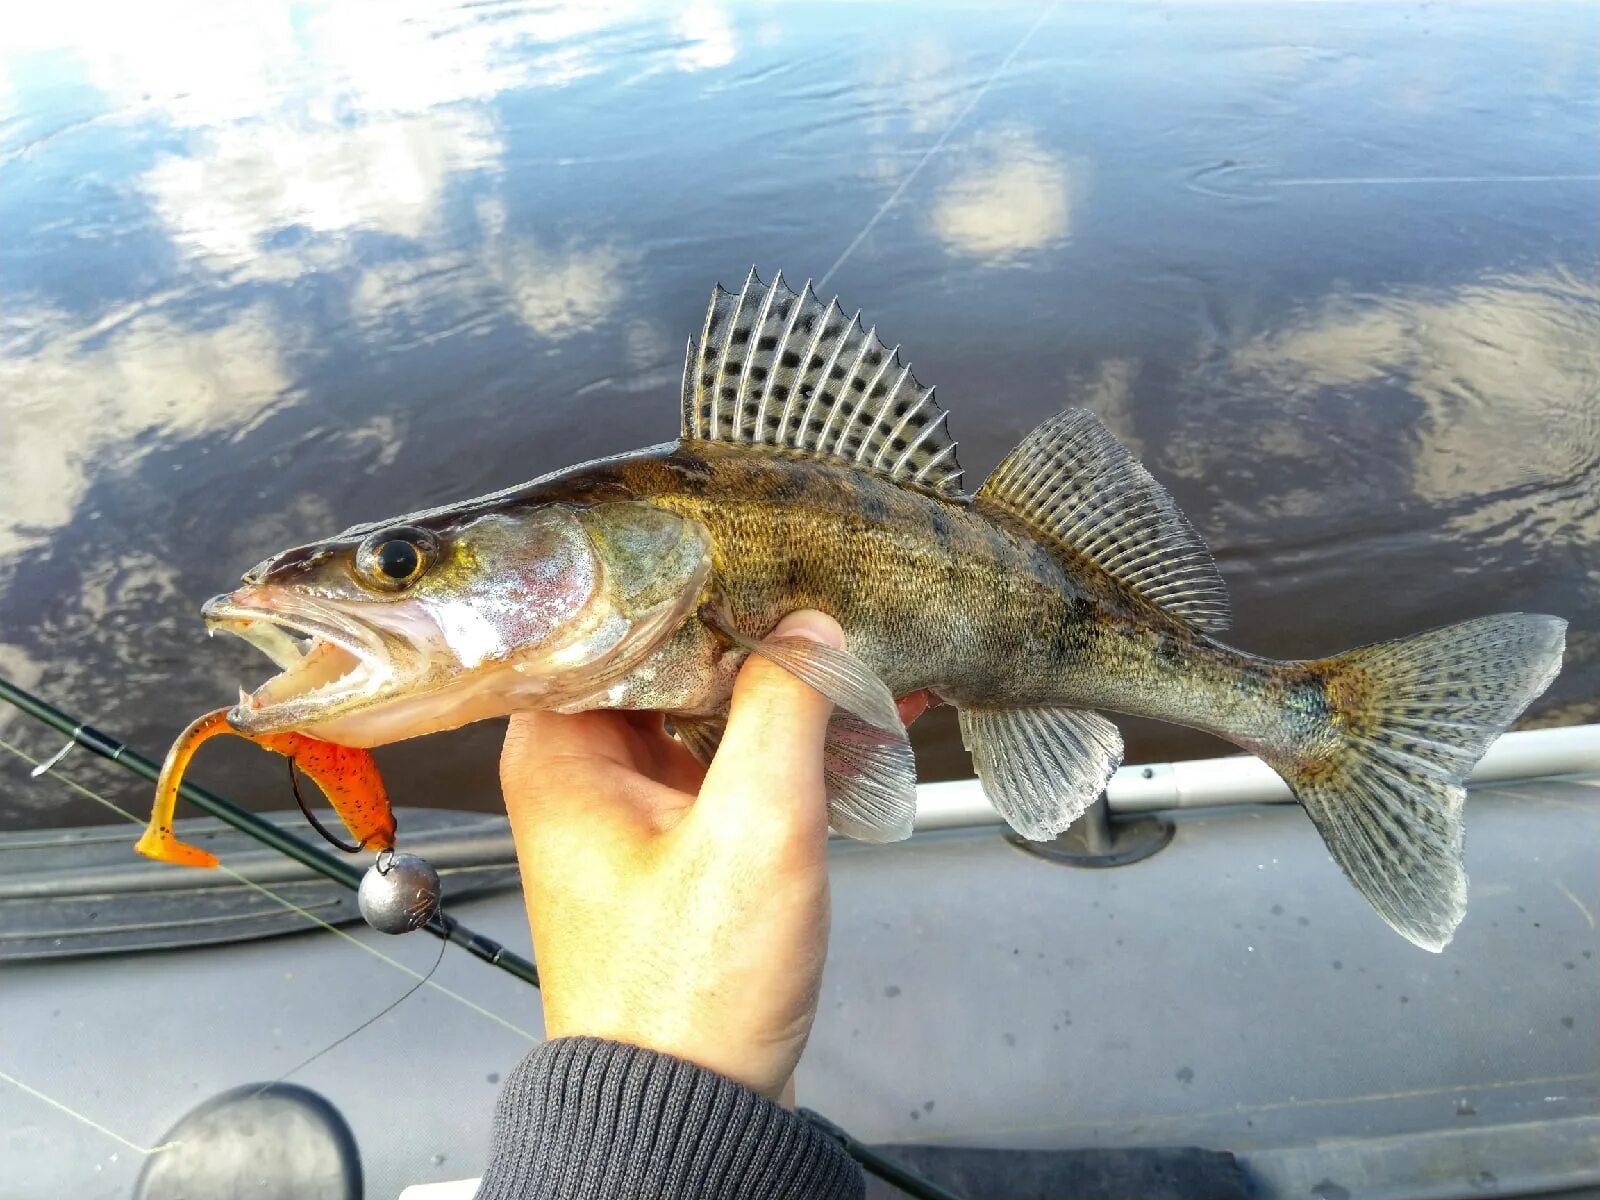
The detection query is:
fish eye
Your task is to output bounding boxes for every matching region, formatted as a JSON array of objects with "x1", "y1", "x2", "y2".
[
  {"x1": 356, "y1": 527, "x2": 436, "y2": 591},
  {"x1": 376, "y1": 540, "x2": 419, "y2": 580}
]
